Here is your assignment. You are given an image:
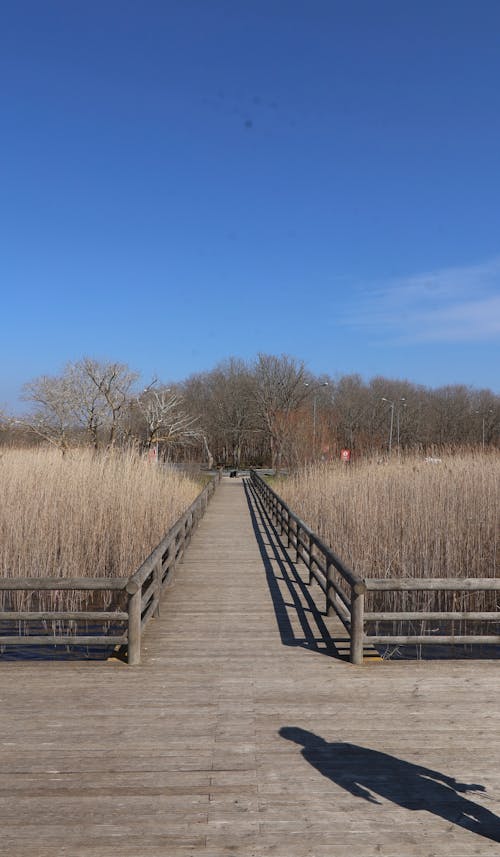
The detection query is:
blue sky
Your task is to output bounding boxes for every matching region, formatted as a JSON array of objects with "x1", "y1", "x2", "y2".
[{"x1": 1, "y1": 1, "x2": 499, "y2": 408}]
